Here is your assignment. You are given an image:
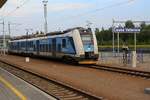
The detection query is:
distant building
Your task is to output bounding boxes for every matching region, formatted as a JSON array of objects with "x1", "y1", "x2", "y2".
[{"x1": 0, "y1": 35, "x2": 11, "y2": 49}]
